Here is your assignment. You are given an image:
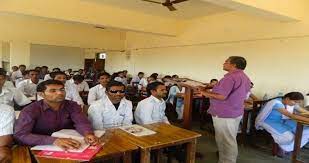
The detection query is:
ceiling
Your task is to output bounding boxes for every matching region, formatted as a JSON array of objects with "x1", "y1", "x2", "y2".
[{"x1": 86, "y1": 0, "x2": 232, "y2": 20}]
